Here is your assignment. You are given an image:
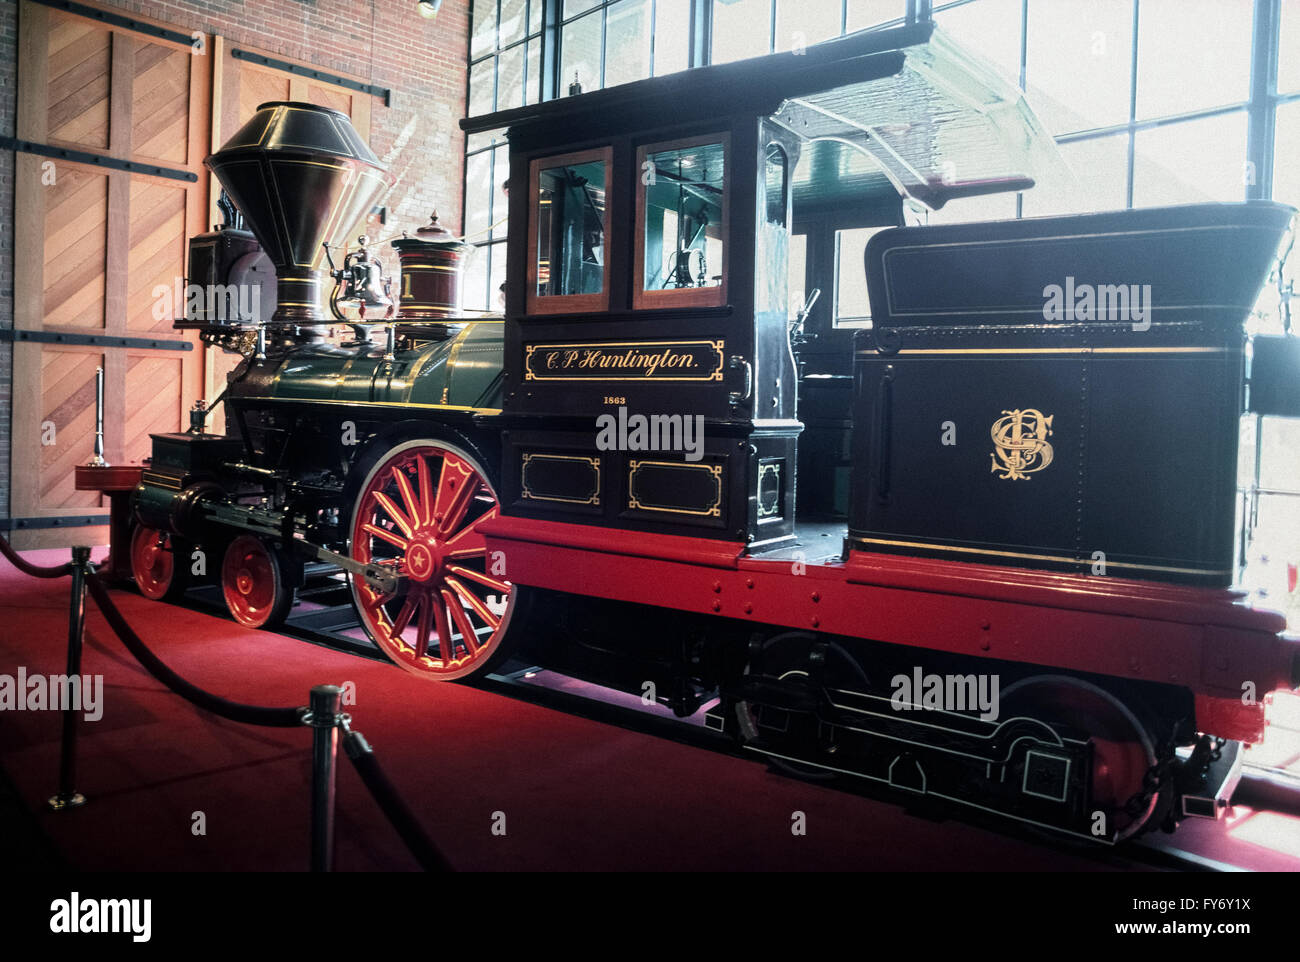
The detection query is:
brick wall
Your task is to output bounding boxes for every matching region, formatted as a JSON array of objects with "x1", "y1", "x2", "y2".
[{"x1": 0, "y1": 0, "x2": 470, "y2": 521}]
